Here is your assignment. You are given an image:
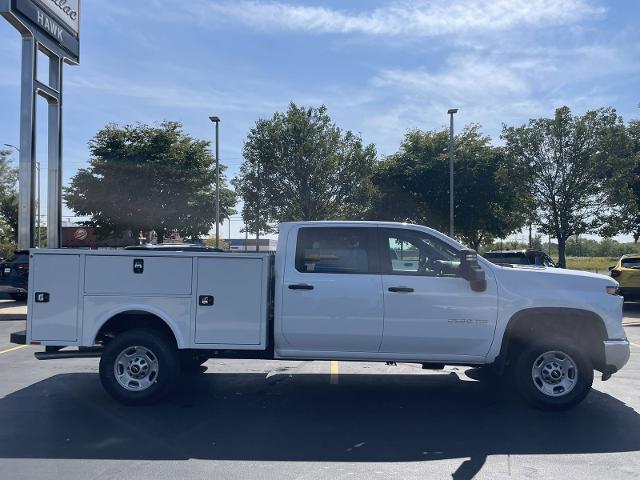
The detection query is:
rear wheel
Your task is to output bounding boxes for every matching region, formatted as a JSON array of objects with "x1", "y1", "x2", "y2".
[
  {"x1": 513, "y1": 338, "x2": 593, "y2": 410},
  {"x1": 99, "y1": 328, "x2": 179, "y2": 405}
]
